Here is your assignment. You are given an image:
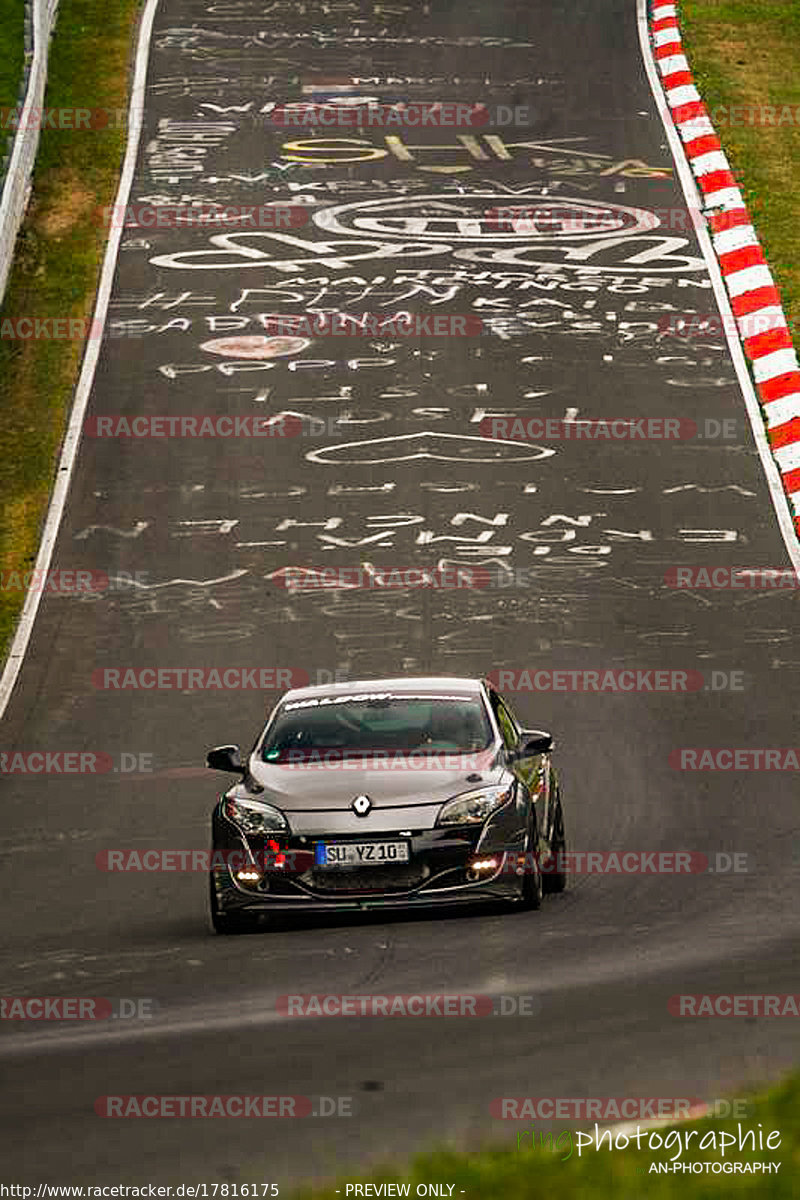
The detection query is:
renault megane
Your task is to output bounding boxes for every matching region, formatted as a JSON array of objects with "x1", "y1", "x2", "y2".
[{"x1": 206, "y1": 676, "x2": 566, "y2": 933}]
